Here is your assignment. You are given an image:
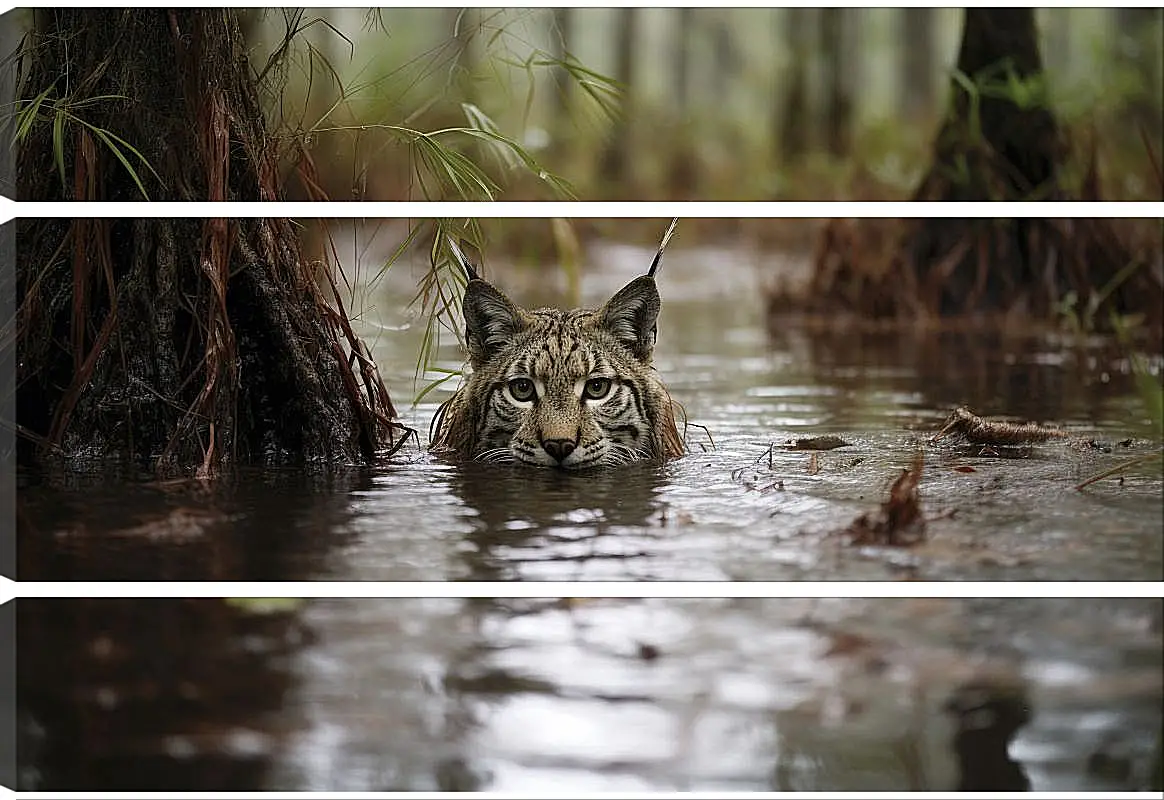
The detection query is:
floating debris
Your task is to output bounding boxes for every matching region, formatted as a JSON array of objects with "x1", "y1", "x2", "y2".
[
  {"x1": 842, "y1": 451, "x2": 926, "y2": 547},
  {"x1": 931, "y1": 406, "x2": 1070, "y2": 446},
  {"x1": 1075, "y1": 452, "x2": 1164, "y2": 491},
  {"x1": 785, "y1": 435, "x2": 851, "y2": 451},
  {"x1": 636, "y1": 642, "x2": 661, "y2": 661}
]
